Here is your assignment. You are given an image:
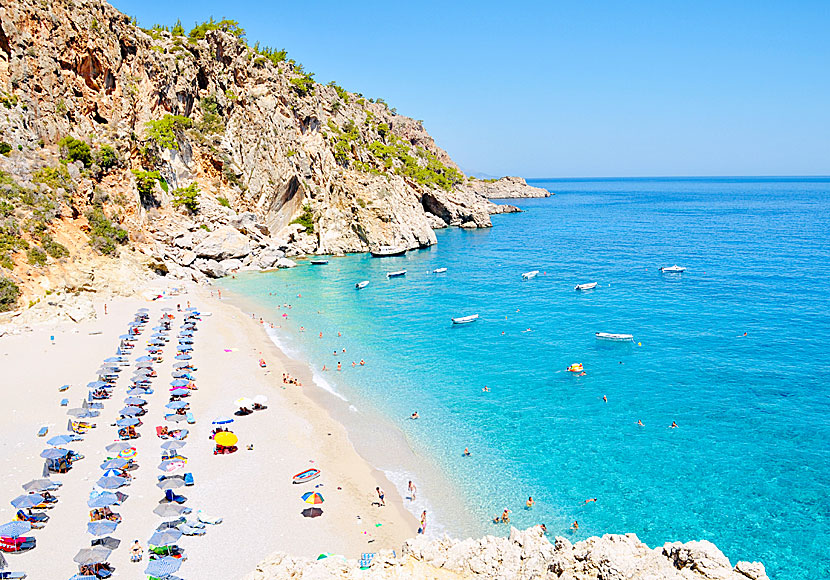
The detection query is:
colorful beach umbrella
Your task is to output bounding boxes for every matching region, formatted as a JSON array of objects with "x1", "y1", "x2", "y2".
[
  {"x1": 302, "y1": 492, "x2": 325, "y2": 504},
  {"x1": 119, "y1": 448, "x2": 137, "y2": 459},
  {"x1": 100, "y1": 468, "x2": 125, "y2": 478},
  {"x1": 214, "y1": 432, "x2": 238, "y2": 447},
  {"x1": 158, "y1": 459, "x2": 186, "y2": 472}
]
